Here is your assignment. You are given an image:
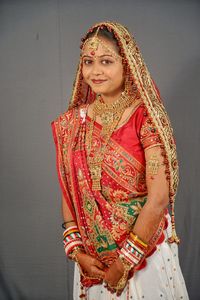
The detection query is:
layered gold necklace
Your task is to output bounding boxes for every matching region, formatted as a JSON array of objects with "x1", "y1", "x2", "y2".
[{"x1": 87, "y1": 92, "x2": 133, "y2": 191}]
